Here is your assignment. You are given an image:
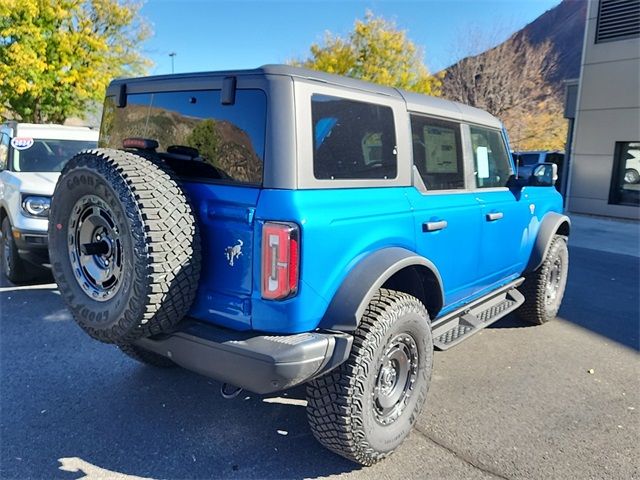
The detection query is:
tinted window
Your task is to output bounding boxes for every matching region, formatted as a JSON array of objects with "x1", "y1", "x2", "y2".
[
  {"x1": 312, "y1": 94, "x2": 397, "y2": 180},
  {"x1": 470, "y1": 126, "x2": 512, "y2": 188},
  {"x1": 411, "y1": 115, "x2": 464, "y2": 190},
  {"x1": 516, "y1": 153, "x2": 541, "y2": 166},
  {"x1": 100, "y1": 89, "x2": 267, "y2": 185},
  {"x1": 13, "y1": 139, "x2": 96, "y2": 172}
]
